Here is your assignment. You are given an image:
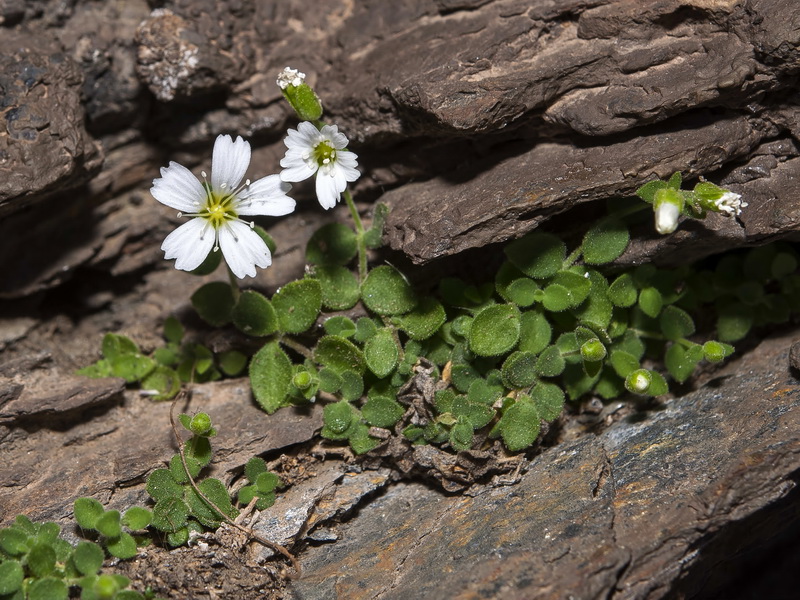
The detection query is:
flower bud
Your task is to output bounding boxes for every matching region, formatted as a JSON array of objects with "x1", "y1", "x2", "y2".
[
  {"x1": 277, "y1": 67, "x2": 323, "y2": 121},
  {"x1": 580, "y1": 338, "x2": 607, "y2": 362},
  {"x1": 189, "y1": 412, "x2": 212, "y2": 436},
  {"x1": 703, "y1": 340, "x2": 726, "y2": 363},
  {"x1": 293, "y1": 371, "x2": 313, "y2": 390},
  {"x1": 653, "y1": 188, "x2": 683, "y2": 234},
  {"x1": 625, "y1": 369, "x2": 652, "y2": 394}
]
